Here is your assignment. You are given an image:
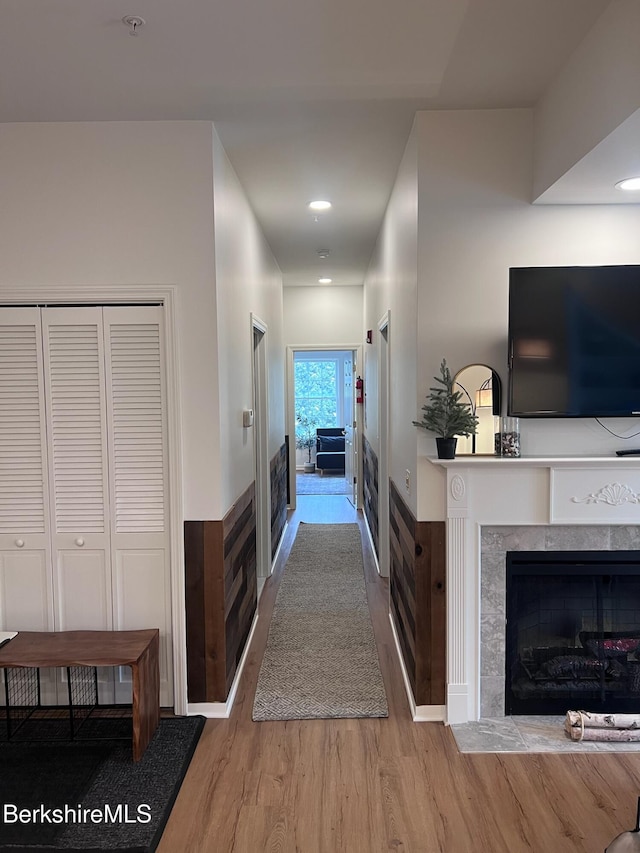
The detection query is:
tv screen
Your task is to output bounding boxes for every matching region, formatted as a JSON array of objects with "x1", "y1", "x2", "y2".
[{"x1": 508, "y1": 265, "x2": 640, "y2": 418}]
